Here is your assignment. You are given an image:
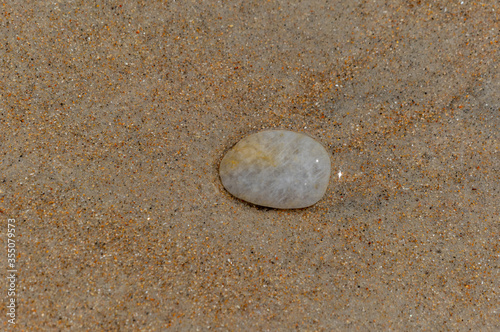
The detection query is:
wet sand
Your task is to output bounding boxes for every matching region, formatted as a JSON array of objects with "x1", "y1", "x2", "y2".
[{"x1": 1, "y1": 0, "x2": 498, "y2": 330}]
